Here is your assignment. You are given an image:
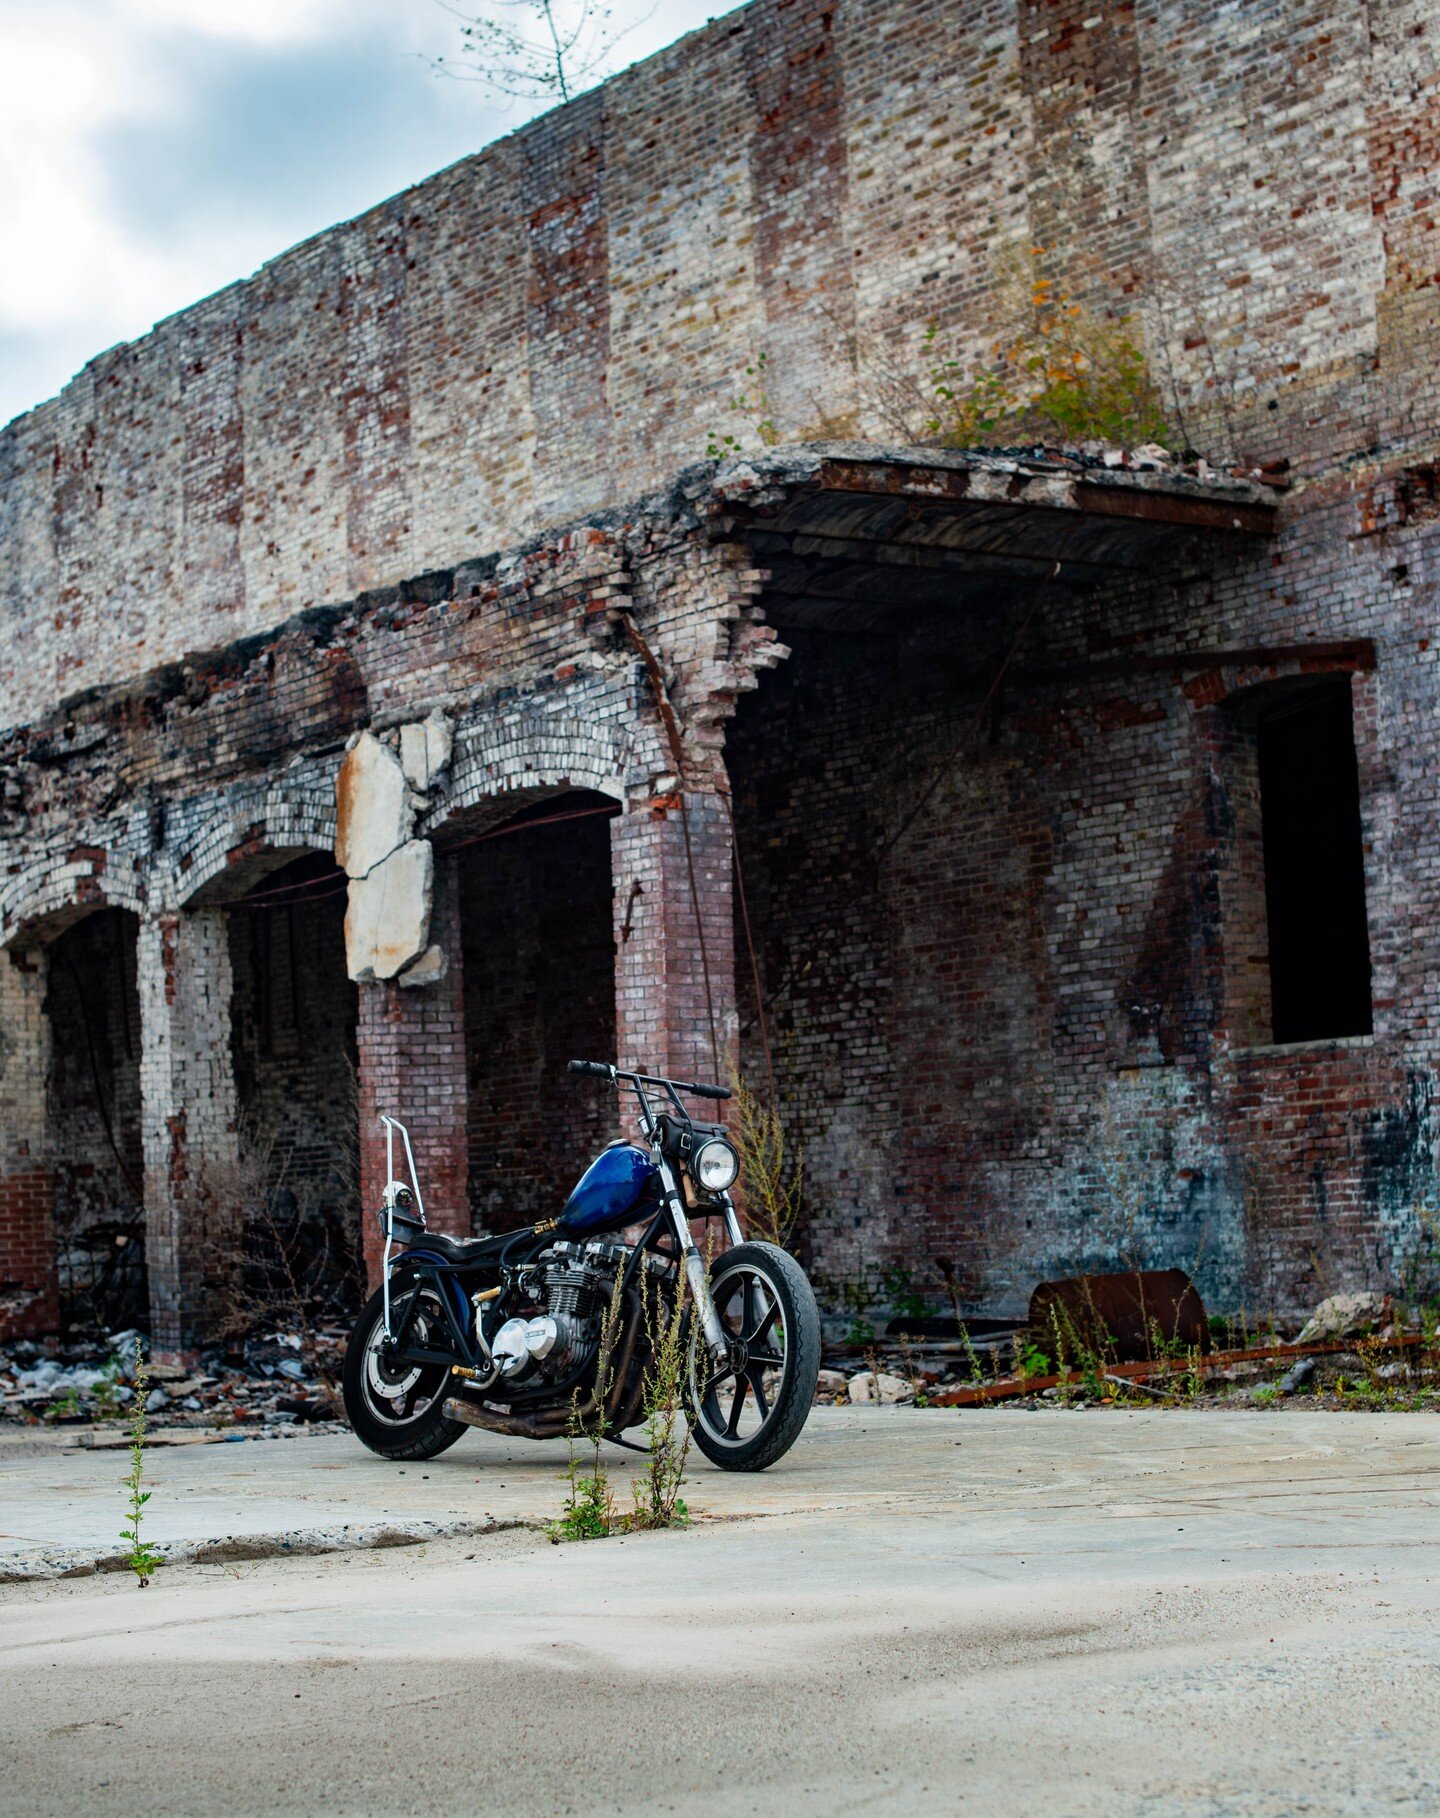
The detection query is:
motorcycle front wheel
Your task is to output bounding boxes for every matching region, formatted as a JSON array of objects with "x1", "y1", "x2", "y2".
[
  {"x1": 342, "y1": 1278, "x2": 468, "y2": 1461},
  {"x1": 688, "y1": 1241, "x2": 820, "y2": 1472}
]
